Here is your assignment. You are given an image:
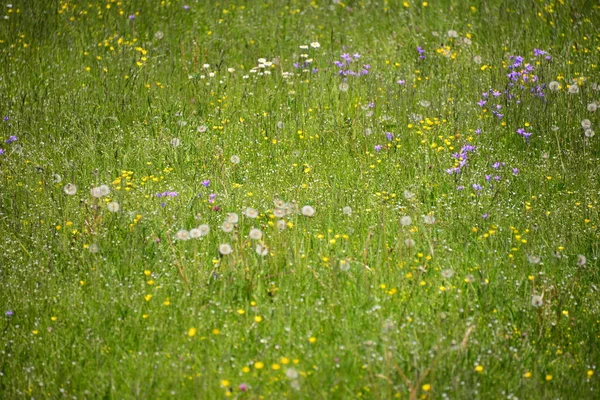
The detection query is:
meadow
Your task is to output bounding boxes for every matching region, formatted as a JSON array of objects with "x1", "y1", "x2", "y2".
[{"x1": 1, "y1": 0, "x2": 599, "y2": 398}]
